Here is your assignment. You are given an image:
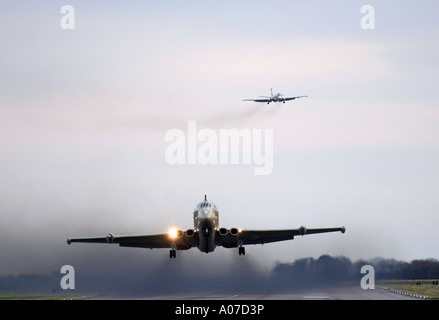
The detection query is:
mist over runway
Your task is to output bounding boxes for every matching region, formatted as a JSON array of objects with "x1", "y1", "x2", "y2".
[{"x1": 2, "y1": 253, "x2": 436, "y2": 300}]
